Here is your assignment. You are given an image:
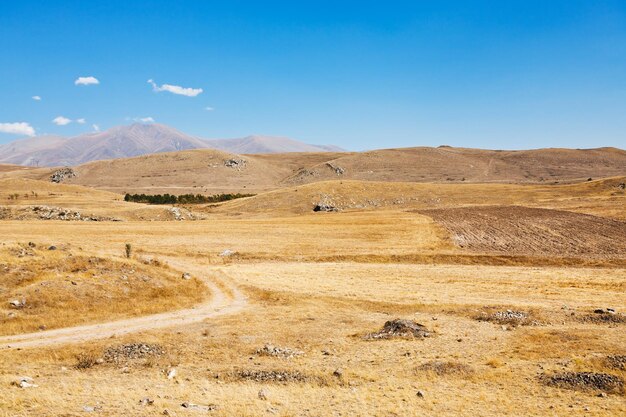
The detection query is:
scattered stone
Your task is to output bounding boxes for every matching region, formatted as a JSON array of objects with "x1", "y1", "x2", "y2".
[
  {"x1": 333, "y1": 368, "x2": 343, "y2": 378},
  {"x1": 235, "y1": 369, "x2": 312, "y2": 383},
  {"x1": 8, "y1": 299, "x2": 26, "y2": 309},
  {"x1": 364, "y1": 319, "x2": 432, "y2": 340},
  {"x1": 29, "y1": 205, "x2": 119, "y2": 222},
  {"x1": 181, "y1": 402, "x2": 218, "y2": 412},
  {"x1": 167, "y1": 368, "x2": 177, "y2": 380},
  {"x1": 541, "y1": 372, "x2": 624, "y2": 394},
  {"x1": 476, "y1": 309, "x2": 538, "y2": 326},
  {"x1": 50, "y1": 167, "x2": 76, "y2": 183},
  {"x1": 82, "y1": 405, "x2": 102, "y2": 413},
  {"x1": 258, "y1": 388, "x2": 268, "y2": 400},
  {"x1": 181, "y1": 272, "x2": 191, "y2": 280},
  {"x1": 27, "y1": 242, "x2": 36, "y2": 248},
  {"x1": 255, "y1": 344, "x2": 304, "y2": 359},
  {"x1": 11, "y1": 376, "x2": 37, "y2": 388},
  {"x1": 219, "y1": 249, "x2": 235, "y2": 257},
  {"x1": 416, "y1": 390, "x2": 425, "y2": 398},
  {"x1": 598, "y1": 392, "x2": 607, "y2": 398},
  {"x1": 48, "y1": 245, "x2": 57, "y2": 250},
  {"x1": 605, "y1": 355, "x2": 626, "y2": 370},
  {"x1": 139, "y1": 398, "x2": 154, "y2": 406},
  {"x1": 103, "y1": 343, "x2": 165, "y2": 364}
]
